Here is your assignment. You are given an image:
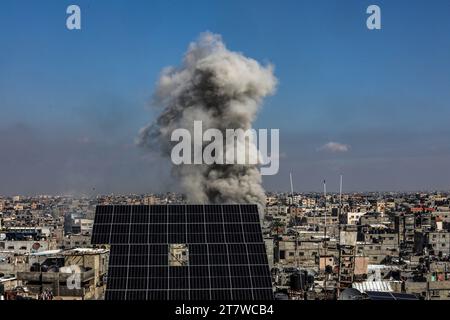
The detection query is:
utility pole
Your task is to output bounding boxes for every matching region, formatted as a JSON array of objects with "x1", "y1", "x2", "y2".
[
  {"x1": 290, "y1": 172, "x2": 294, "y2": 200},
  {"x1": 323, "y1": 179, "x2": 328, "y2": 298},
  {"x1": 290, "y1": 172, "x2": 300, "y2": 270},
  {"x1": 323, "y1": 179, "x2": 327, "y2": 253},
  {"x1": 339, "y1": 175, "x2": 343, "y2": 214},
  {"x1": 337, "y1": 174, "x2": 343, "y2": 298}
]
